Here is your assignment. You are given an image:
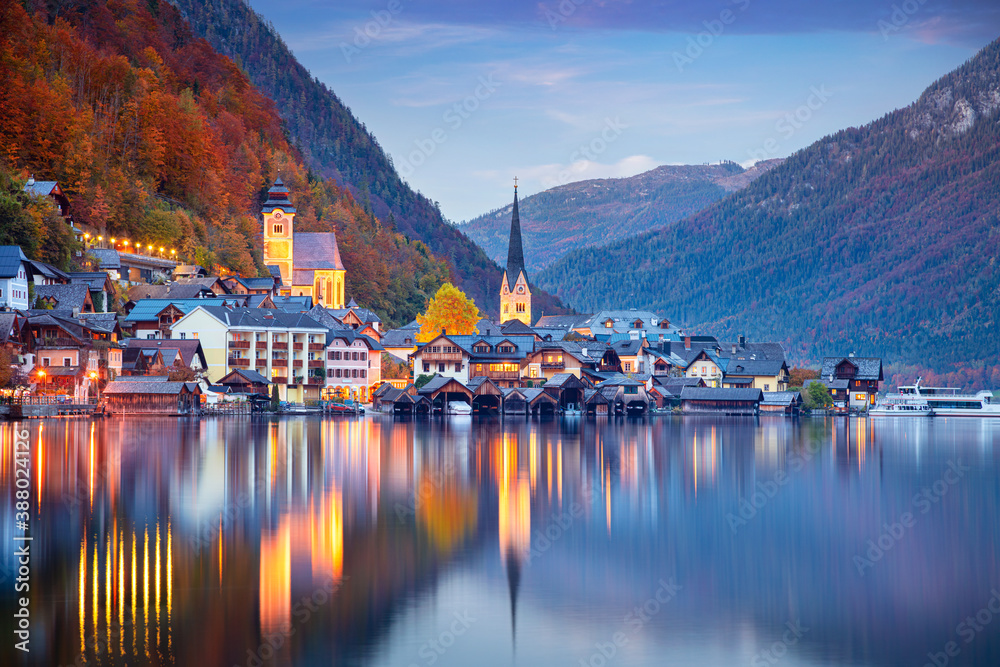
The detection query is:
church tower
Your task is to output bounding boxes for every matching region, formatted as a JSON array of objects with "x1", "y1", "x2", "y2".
[
  {"x1": 262, "y1": 177, "x2": 295, "y2": 287},
  {"x1": 500, "y1": 180, "x2": 531, "y2": 325}
]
